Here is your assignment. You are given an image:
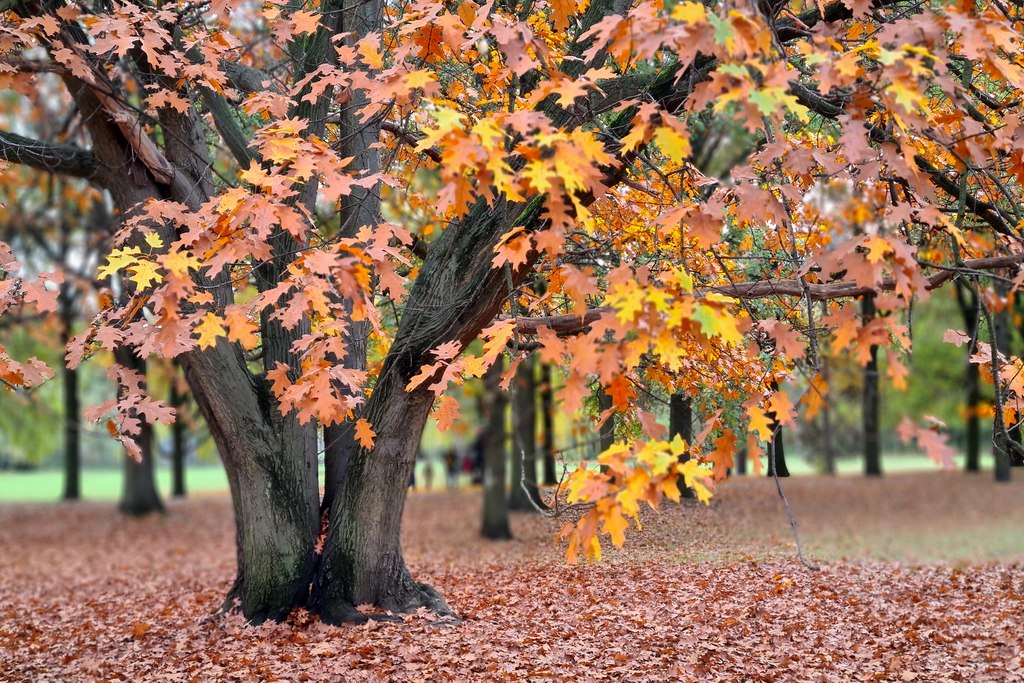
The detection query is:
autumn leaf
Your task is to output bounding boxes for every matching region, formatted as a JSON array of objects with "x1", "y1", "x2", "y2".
[
  {"x1": 194, "y1": 312, "x2": 226, "y2": 350},
  {"x1": 354, "y1": 418, "x2": 376, "y2": 449}
]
